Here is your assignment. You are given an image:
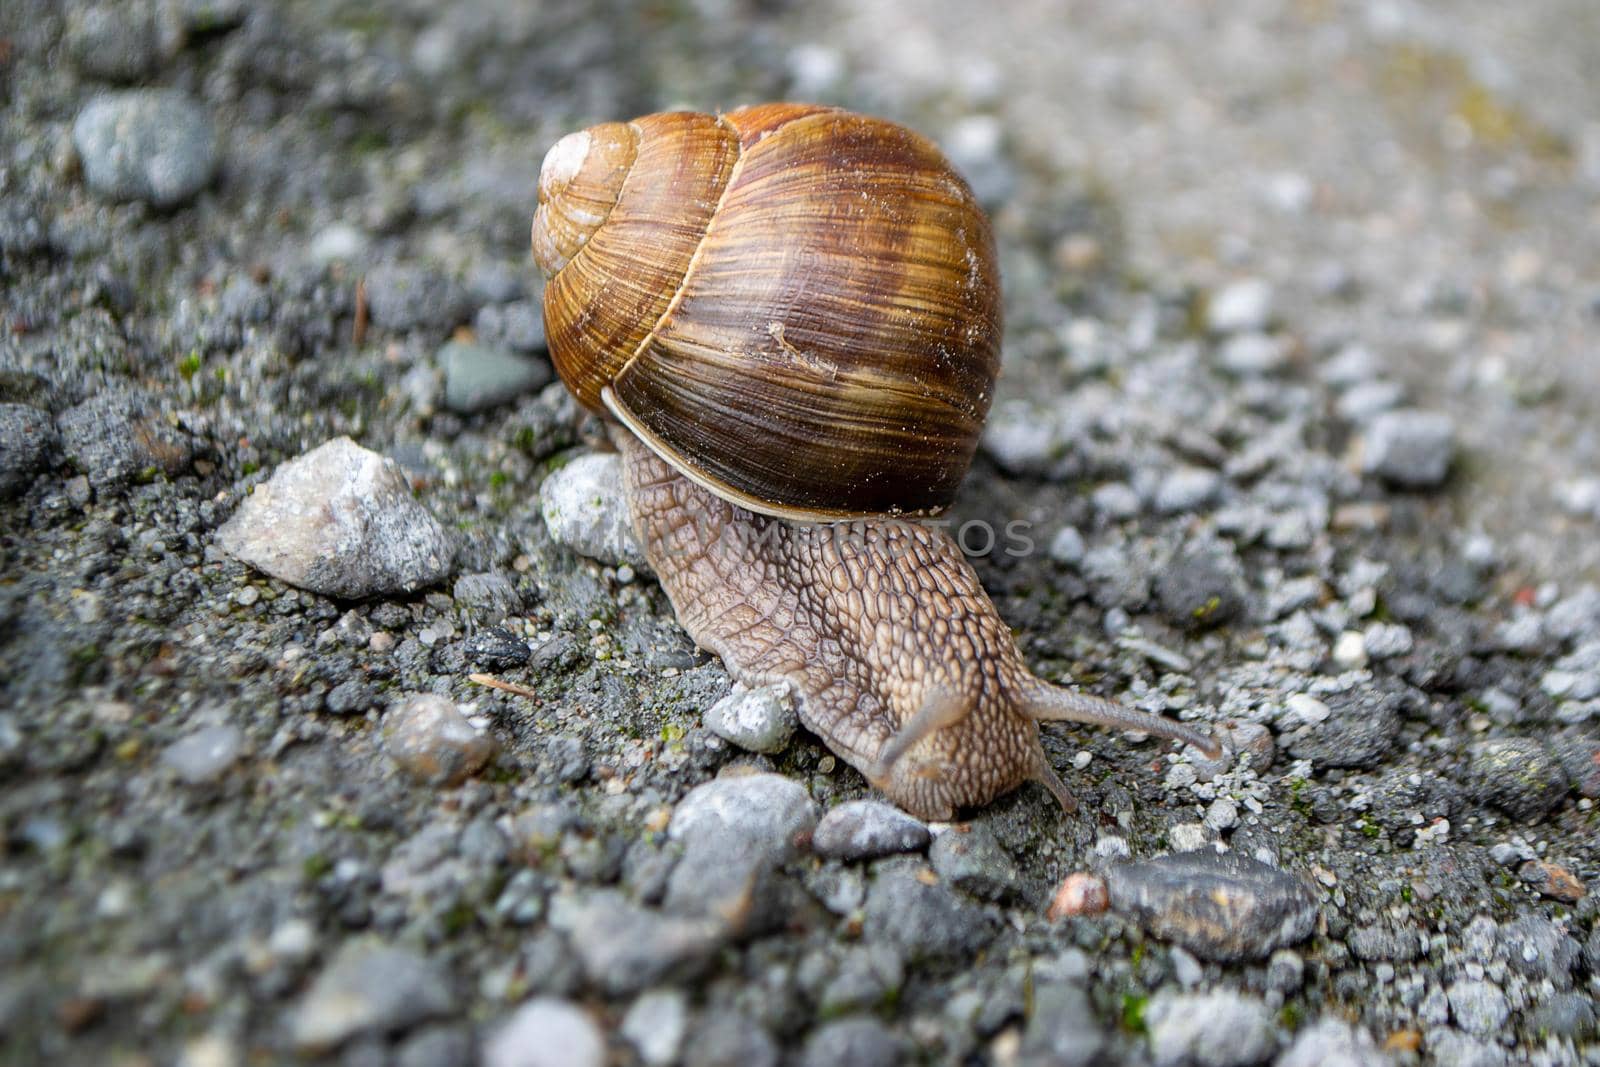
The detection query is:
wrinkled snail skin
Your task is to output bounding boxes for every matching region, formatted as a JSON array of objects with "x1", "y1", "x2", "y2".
[
  {"x1": 615, "y1": 427, "x2": 1220, "y2": 820},
  {"x1": 533, "y1": 104, "x2": 1221, "y2": 818}
]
